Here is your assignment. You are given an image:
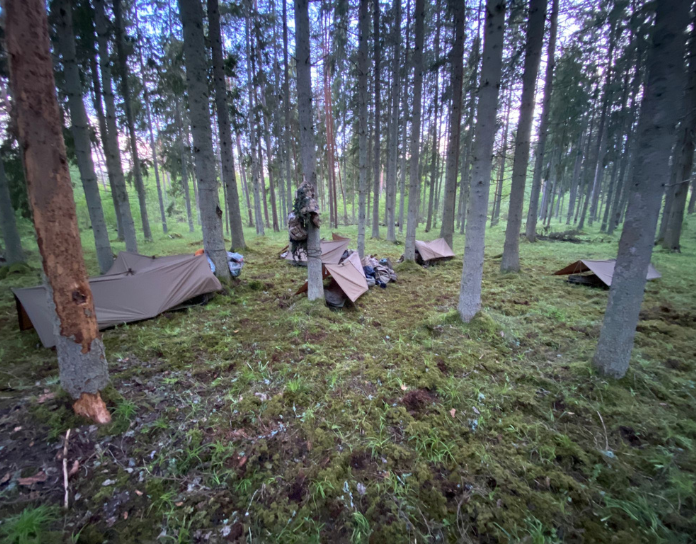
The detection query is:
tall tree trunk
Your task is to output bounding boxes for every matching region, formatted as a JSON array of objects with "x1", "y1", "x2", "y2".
[
  {"x1": 208, "y1": 0, "x2": 246, "y2": 250},
  {"x1": 398, "y1": 0, "x2": 412, "y2": 235},
  {"x1": 139, "y1": 65, "x2": 167, "y2": 236},
  {"x1": 524, "y1": 0, "x2": 558, "y2": 242},
  {"x1": 0, "y1": 159, "x2": 24, "y2": 265},
  {"x1": 236, "y1": 133, "x2": 255, "y2": 228},
  {"x1": 491, "y1": 89, "x2": 512, "y2": 227},
  {"x1": 662, "y1": 22, "x2": 696, "y2": 251},
  {"x1": 357, "y1": 0, "x2": 370, "y2": 256},
  {"x1": 425, "y1": 4, "x2": 442, "y2": 233},
  {"x1": 94, "y1": 0, "x2": 137, "y2": 252},
  {"x1": 89, "y1": 53, "x2": 122, "y2": 240},
  {"x1": 403, "y1": 0, "x2": 425, "y2": 261},
  {"x1": 175, "y1": 99, "x2": 195, "y2": 232},
  {"x1": 593, "y1": 0, "x2": 689, "y2": 378},
  {"x1": 295, "y1": 0, "x2": 323, "y2": 301},
  {"x1": 580, "y1": 28, "x2": 616, "y2": 231},
  {"x1": 500, "y1": 0, "x2": 547, "y2": 272},
  {"x1": 7, "y1": 0, "x2": 110, "y2": 423},
  {"x1": 178, "y1": 0, "x2": 230, "y2": 279},
  {"x1": 458, "y1": 0, "x2": 505, "y2": 321},
  {"x1": 283, "y1": 0, "x2": 294, "y2": 220},
  {"x1": 439, "y1": 0, "x2": 465, "y2": 247},
  {"x1": 113, "y1": 0, "x2": 151, "y2": 242},
  {"x1": 55, "y1": 0, "x2": 113, "y2": 274},
  {"x1": 566, "y1": 130, "x2": 585, "y2": 225},
  {"x1": 245, "y1": 9, "x2": 265, "y2": 236},
  {"x1": 371, "y1": 0, "x2": 381, "y2": 238},
  {"x1": 385, "y1": 0, "x2": 401, "y2": 242}
]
